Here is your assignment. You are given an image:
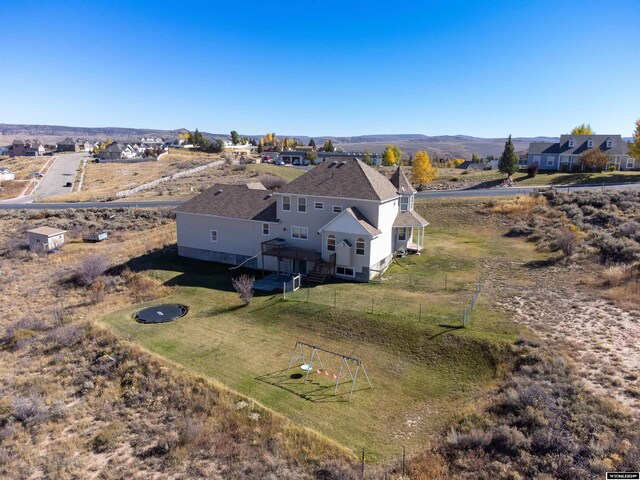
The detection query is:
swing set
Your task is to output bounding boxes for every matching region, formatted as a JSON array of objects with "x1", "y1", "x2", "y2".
[{"x1": 286, "y1": 341, "x2": 372, "y2": 402}]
